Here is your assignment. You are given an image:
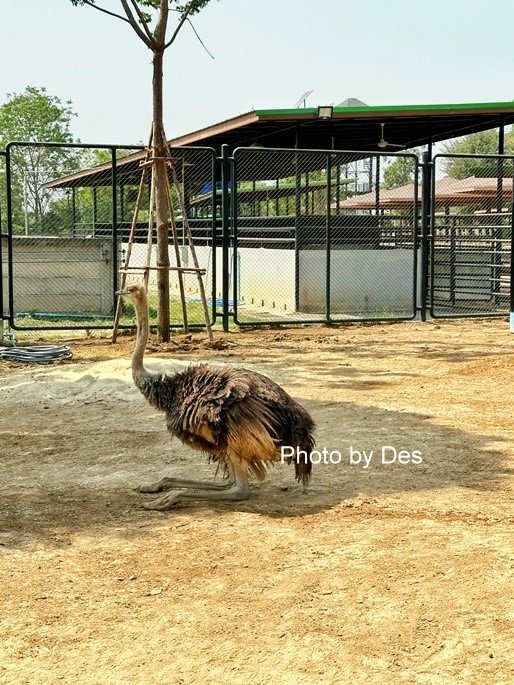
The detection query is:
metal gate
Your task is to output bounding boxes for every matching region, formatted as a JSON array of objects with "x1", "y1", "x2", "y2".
[
  {"x1": 231, "y1": 147, "x2": 419, "y2": 325},
  {"x1": 3, "y1": 142, "x2": 218, "y2": 330},
  {"x1": 430, "y1": 154, "x2": 513, "y2": 318}
]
